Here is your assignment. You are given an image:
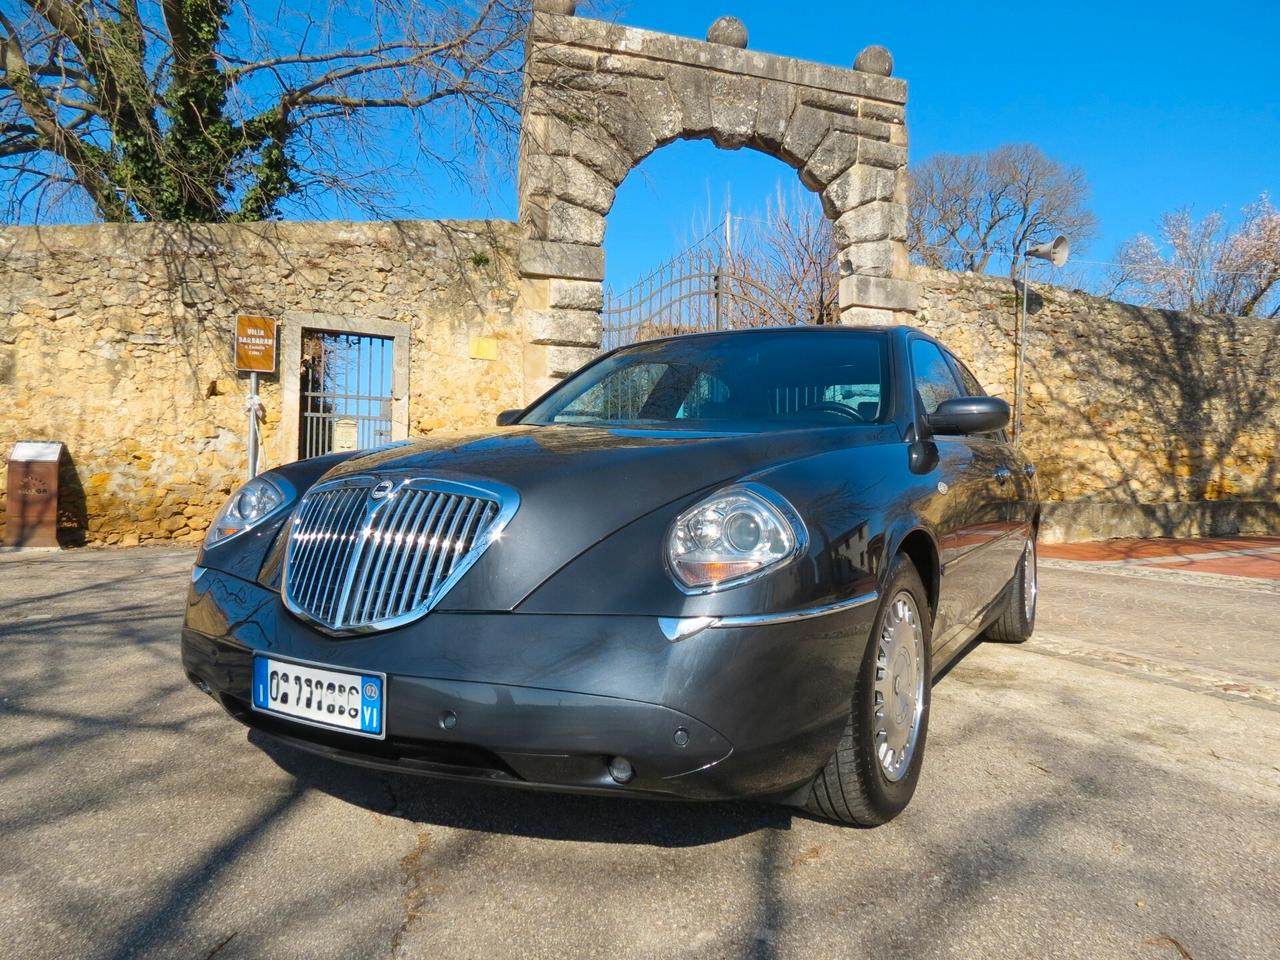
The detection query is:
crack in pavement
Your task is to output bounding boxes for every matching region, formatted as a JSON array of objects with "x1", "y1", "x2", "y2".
[{"x1": 390, "y1": 829, "x2": 436, "y2": 959}]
